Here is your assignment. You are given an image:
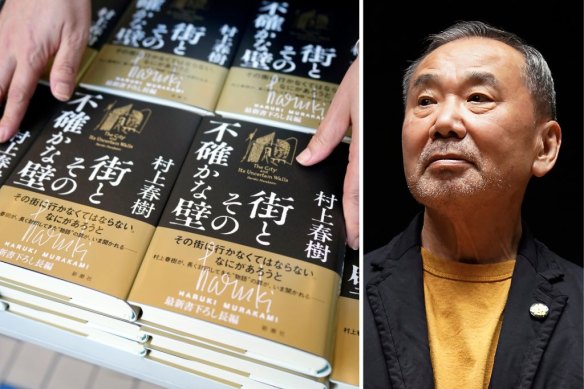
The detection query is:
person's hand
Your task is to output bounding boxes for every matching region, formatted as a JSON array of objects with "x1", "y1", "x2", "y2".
[
  {"x1": 0, "y1": 0, "x2": 91, "y2": 143},
  {"x1": 296, "y1": 57, "x2": 360, "y2": 249}
]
